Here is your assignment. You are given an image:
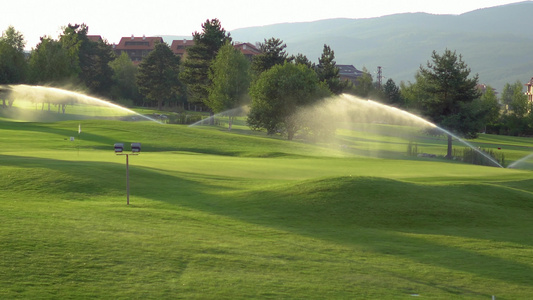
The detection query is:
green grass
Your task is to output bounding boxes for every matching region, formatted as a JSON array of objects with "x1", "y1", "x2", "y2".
[{"x1": 1, "y1": 119, "x2": 533, "y2": 299}]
